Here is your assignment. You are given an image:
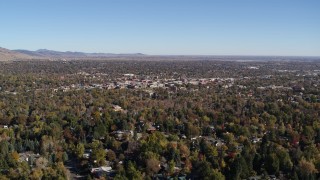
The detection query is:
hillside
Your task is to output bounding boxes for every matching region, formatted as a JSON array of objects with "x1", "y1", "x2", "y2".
[{"x1": 0, "y1": 47, "x2": 33, "y2": 61}]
